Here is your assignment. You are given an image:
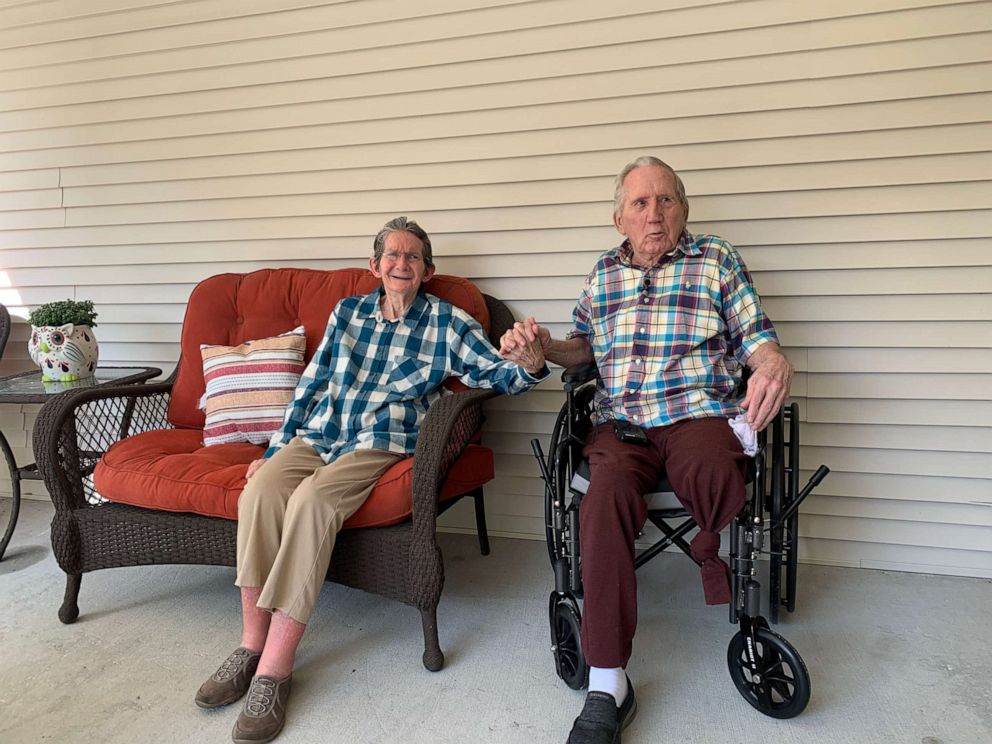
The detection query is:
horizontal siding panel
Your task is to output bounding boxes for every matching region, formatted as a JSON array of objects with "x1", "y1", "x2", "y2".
[
  {"x1": 776, "y1": 321, "x2": 992, "y2": 348},
  {"x1": 0, "y1": 188, "x2": 62, "y2": 210},
  {"x1": 802, "y1": 422, "x2": 992, "y2": 453},
  {"x1": 802, "y1": 469, "x2": 992, "y2": 505},
  {"x1": 801, "y1": 445, "x2": 992, "y2": 479},
  {"x1": 0, "y1": 1, "x2": 187, "y2": 27},
  {"x1": 3, "y1": 90, "x2": 990, "y2": 170},
  {"x1": 807, "y1": 373, "x2": 992, "y2": 400},
  {"x1": 0, "y1": 0, "x2": 541, "y2": 65},
  {"x1": 58, "y1": 122, "x2": 992, "y2": 186},
  {"x1": 806, "y1": 398, "x2": 992, "y2": 426},
  {"x1": 0, "y1": 207, "x2": 63, "y2": 229},
  {"x1": 0, "y1": 0, "x2": 752, "y2": 70},
  {"x1": 0, "y1": 1, "x2": 360, "y2": 47},
  {"x1": 5, "y1": 57, "x2": 991, "y2": 150},
  {"x1": 754, "y1": 267, "x2": 992, "y2": 296},
  {"x1": 6, "y1": 30, "x2": 992, "y2": 131},
  {"x1": 0, "y1": 0, "x2": 975, "y2": 105},
  {"x1": 55, "y1": 181, "x2": 992, "y2": 227},
  {"x1": 0, "y1": 285, "x2": 76, "y2": 305},
  {"x1": 57, "y1": 152, "x2": 992, "y2": 208},
  {"x1": 800, "y1": 514, "x2": 990, "y2": 553},
  {"x1": 0, "y1": 168, "x2": 60, "y2": 192},
  {"x1": 762, "y1": 294, "x2": 992, "y2": 322},
  {"x1": 803, "y1": 495, "x2": 992, "y2": 526},
  {"x1": 807, "y1": 348, "x2": 992, "y2": 374},
  {"x1": 799, "y1": 536, "x2": 992, "y2": 577}
]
